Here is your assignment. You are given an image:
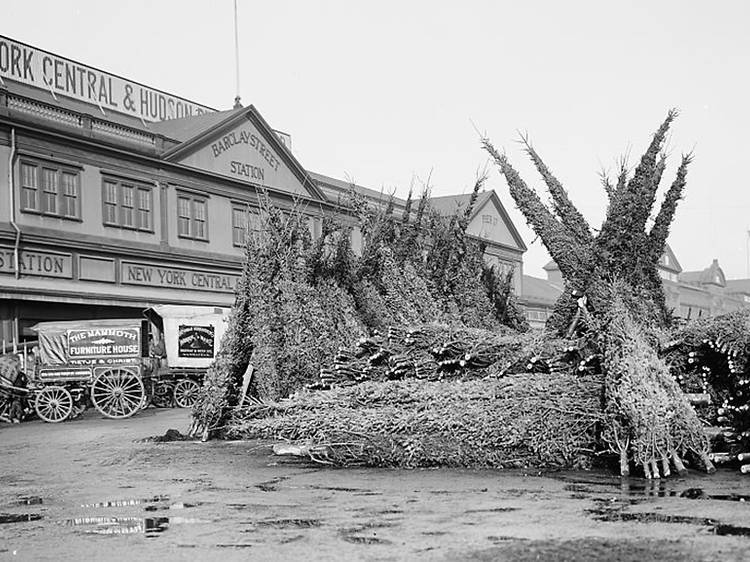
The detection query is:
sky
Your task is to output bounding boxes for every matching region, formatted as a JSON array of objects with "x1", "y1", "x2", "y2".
[{"x1": 4, "y1": 0, "x2": 750, "y2": 279}]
